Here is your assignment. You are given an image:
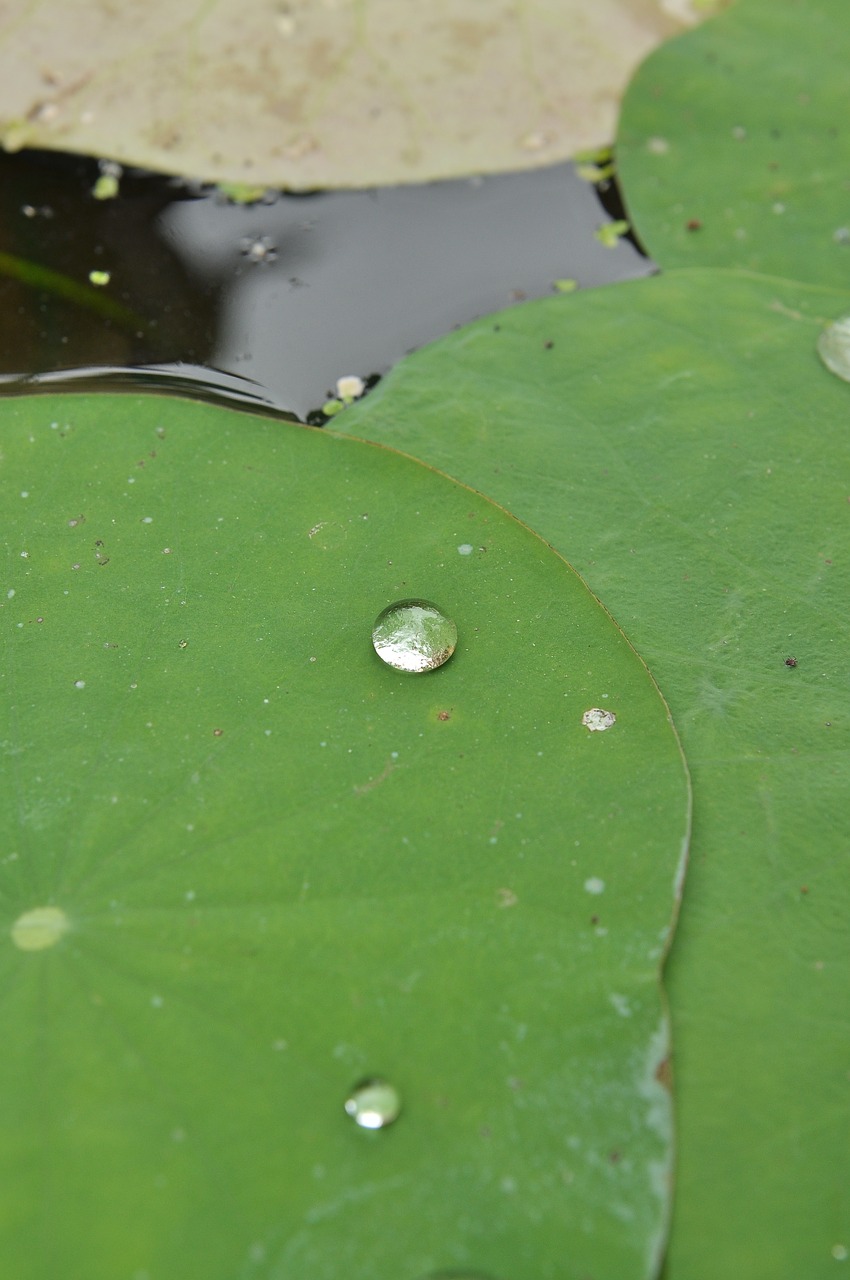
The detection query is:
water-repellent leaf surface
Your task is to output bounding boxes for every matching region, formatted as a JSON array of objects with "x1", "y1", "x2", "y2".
[
  {"x1": 337, "y1": 267, "x2": 850, "y2": 1279},
  {"x1": 0, "y1": 393, "x2": 689, "y2": 1280},
  {"x1": 617, "y1": 0, "x2": 850, "y2": 288},
  {"x1": 0, "y1": 0, "x2": 714, "y2": 188}
]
